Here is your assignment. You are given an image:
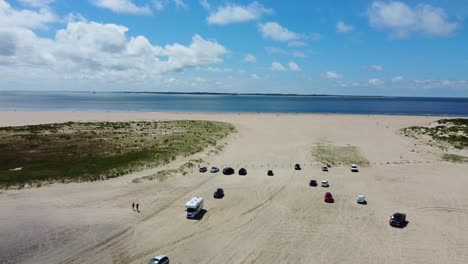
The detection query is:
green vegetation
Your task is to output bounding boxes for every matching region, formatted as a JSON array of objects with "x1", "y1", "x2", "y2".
[
  {"x1": 0, "y1": 121, "x2": 234, "y2": 189},
  {"x1": 311, "y1": 143, "x2": 370, "y2": 166},
  {"x1": 441, "y1": 154, "x2": 468, "y2": 163},
  {"x1": 402, "y1": 118, "x2": 468, "y2": 150}
]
